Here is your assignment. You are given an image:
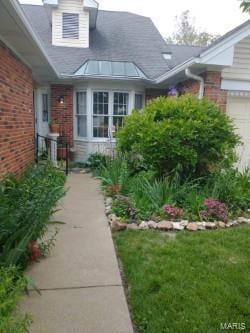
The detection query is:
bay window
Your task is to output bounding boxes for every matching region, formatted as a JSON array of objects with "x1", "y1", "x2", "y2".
[
  {"x1": 93, "y1": 92, "x2": 109, "y2": 138},
  {"x1": 113, "y1": 92, "x2": 129, "y2": 131},
  {"x1": 92, "y1": 91, "x2": 129, "y2": 138},
  {"x1": 76, "y1": 91, "x2": 87, "y2": 137}
]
